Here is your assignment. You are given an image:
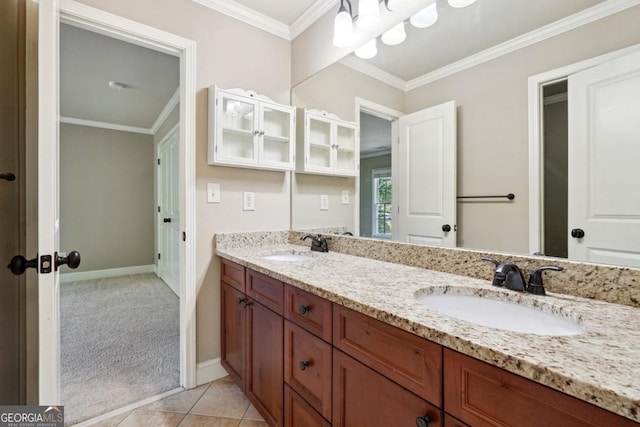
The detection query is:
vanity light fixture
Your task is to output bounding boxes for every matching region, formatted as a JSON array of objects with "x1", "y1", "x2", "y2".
[
  {"x1": 410, "y1": 3, "x2": 438, "y2": 28},
  {"x1": 358, "y1": 0, "x2": 381, "y2": 29},
  {"x1": 332, "y1": 0, "x2": 355, "y2": 47},
  {"x1": 381, "y1": 21, "x2": 406, "y2": 46},
  {"x1": 355, "y1": 38, "x2": 378, "y2": 59},
  {"x1": 448, "y1": 0, "x2": 476, "y2": 8}
]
